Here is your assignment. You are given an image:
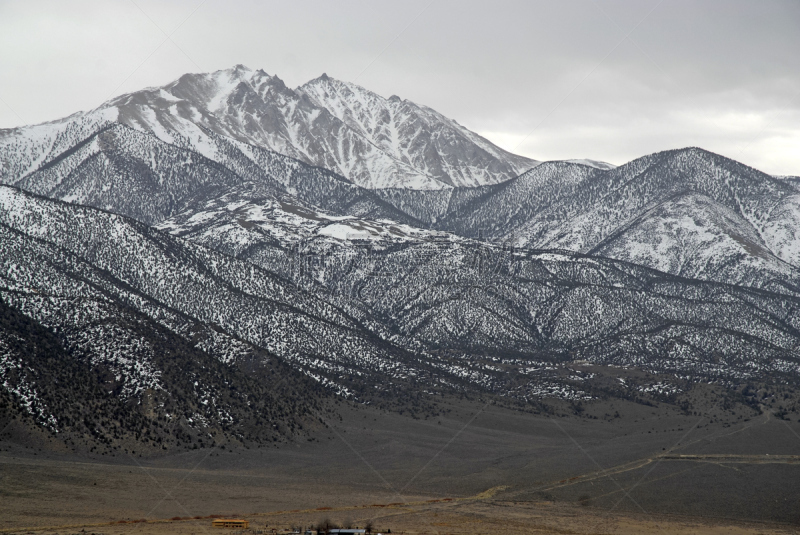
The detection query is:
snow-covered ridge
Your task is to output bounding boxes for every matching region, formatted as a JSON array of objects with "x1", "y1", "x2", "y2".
[
  {"x1": 297, "y1": 74, "x2": 538, "y2": 187},
  {"x1": 4, "y1": 114, "x2": 800, "y2": 297},
  {"x1": 157, "y1": 190, "x2": 458, "y2": 251},
  {"x1": 432, "y1": 148, "x2": 800, "y2": 291},
  {"x1": 1, "y1": 64, "x2": 541, "y2": 191},
  {"x1": 562, "y1": 158, "x2": 616, "y2": 170},
  {"x1": 4, "y1": 183, "x2": 800, "y2": 415},
  {"x1": 5, "y1": 66, "x2": 800, "y2": 446}
]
